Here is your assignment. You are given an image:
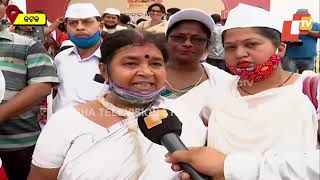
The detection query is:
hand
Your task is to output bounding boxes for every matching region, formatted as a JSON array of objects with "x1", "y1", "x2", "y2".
[
  {"x1": 165, "y1": 147, "x2": 226, "y2": 180},
  {"x1": 0, "y1": 103, "x2": 11, "y2": 122},
  {"x1": 56, "y1": 17, "x2": 64, "y2": 23},
  {"x1": 0, "y1": 104, "x2": 6, "y2": 122},
  {"x1": 307, "y1": 30, "x2": 320, "y2": 38}
]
